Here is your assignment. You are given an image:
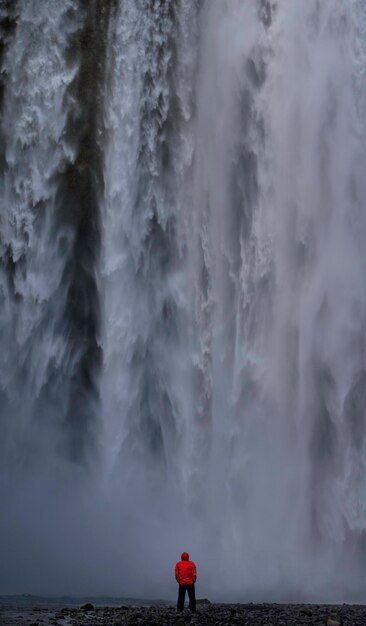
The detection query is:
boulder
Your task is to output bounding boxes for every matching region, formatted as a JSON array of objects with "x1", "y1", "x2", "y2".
[{"x1": 196, "y1": 598, "x2": 211, "y2": 605}]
